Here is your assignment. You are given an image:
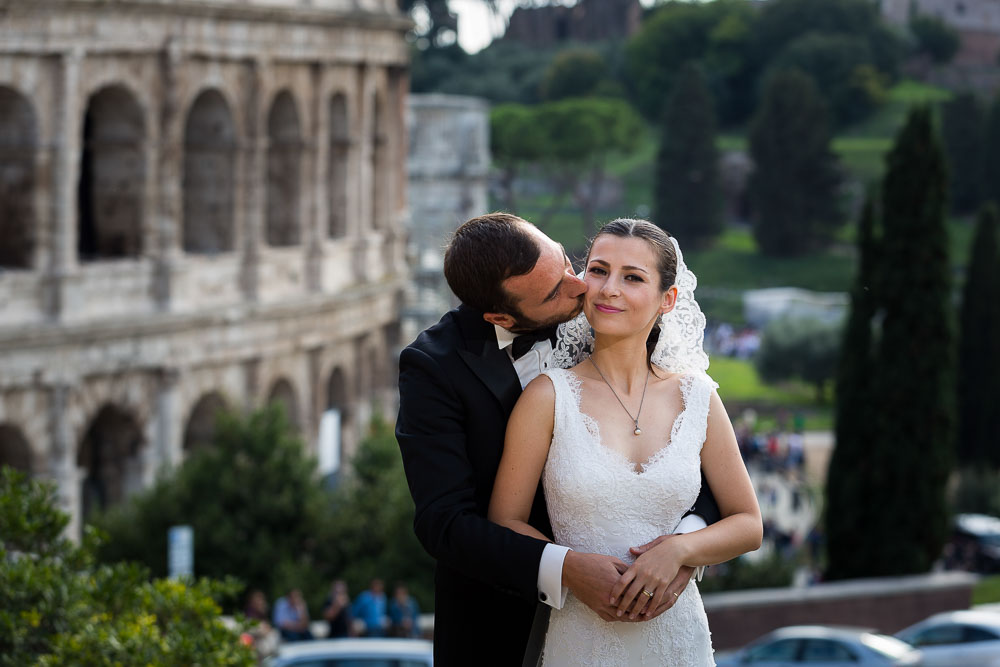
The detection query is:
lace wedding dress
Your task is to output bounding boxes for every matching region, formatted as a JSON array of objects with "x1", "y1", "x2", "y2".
[{"x1": 540, "y1": 367, "x2": 717, "y2": 667}]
